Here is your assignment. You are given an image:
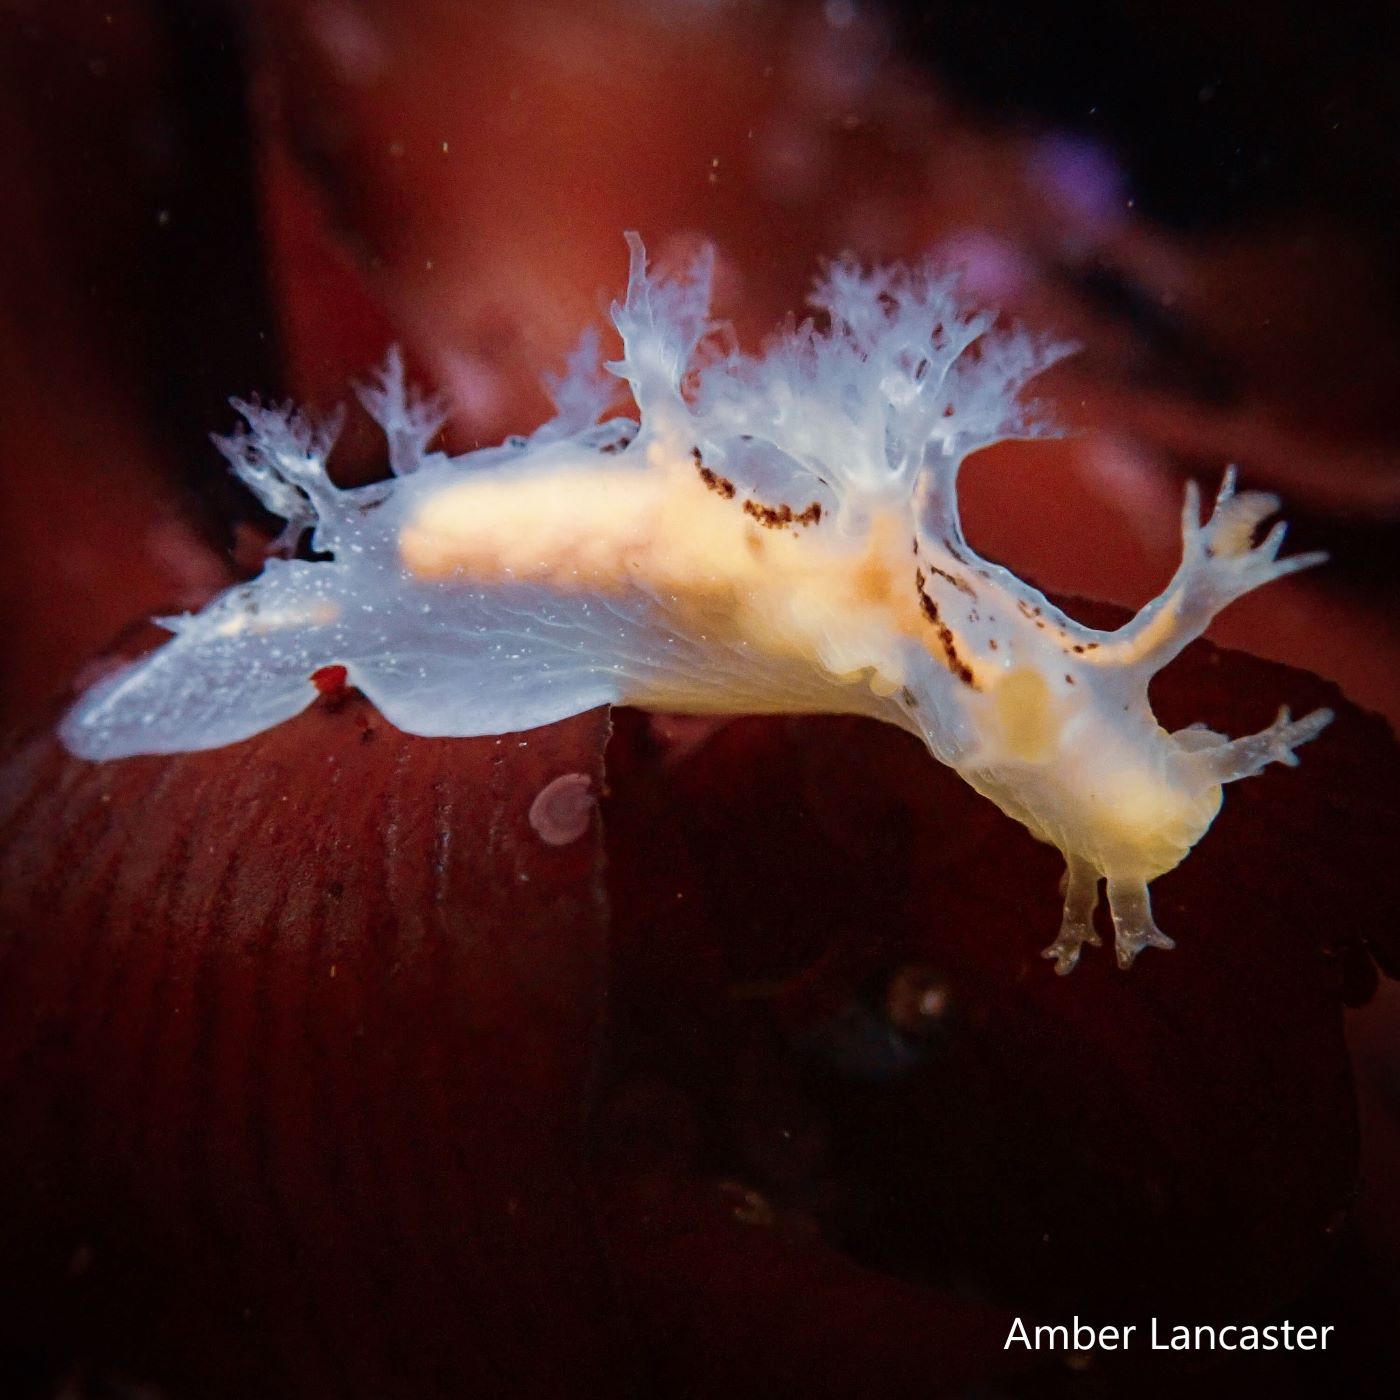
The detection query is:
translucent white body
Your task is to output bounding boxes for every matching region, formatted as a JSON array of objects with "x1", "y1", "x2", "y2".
[{"x1": 61, "y1": 236, "x2": 1332, "y2": 972}]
